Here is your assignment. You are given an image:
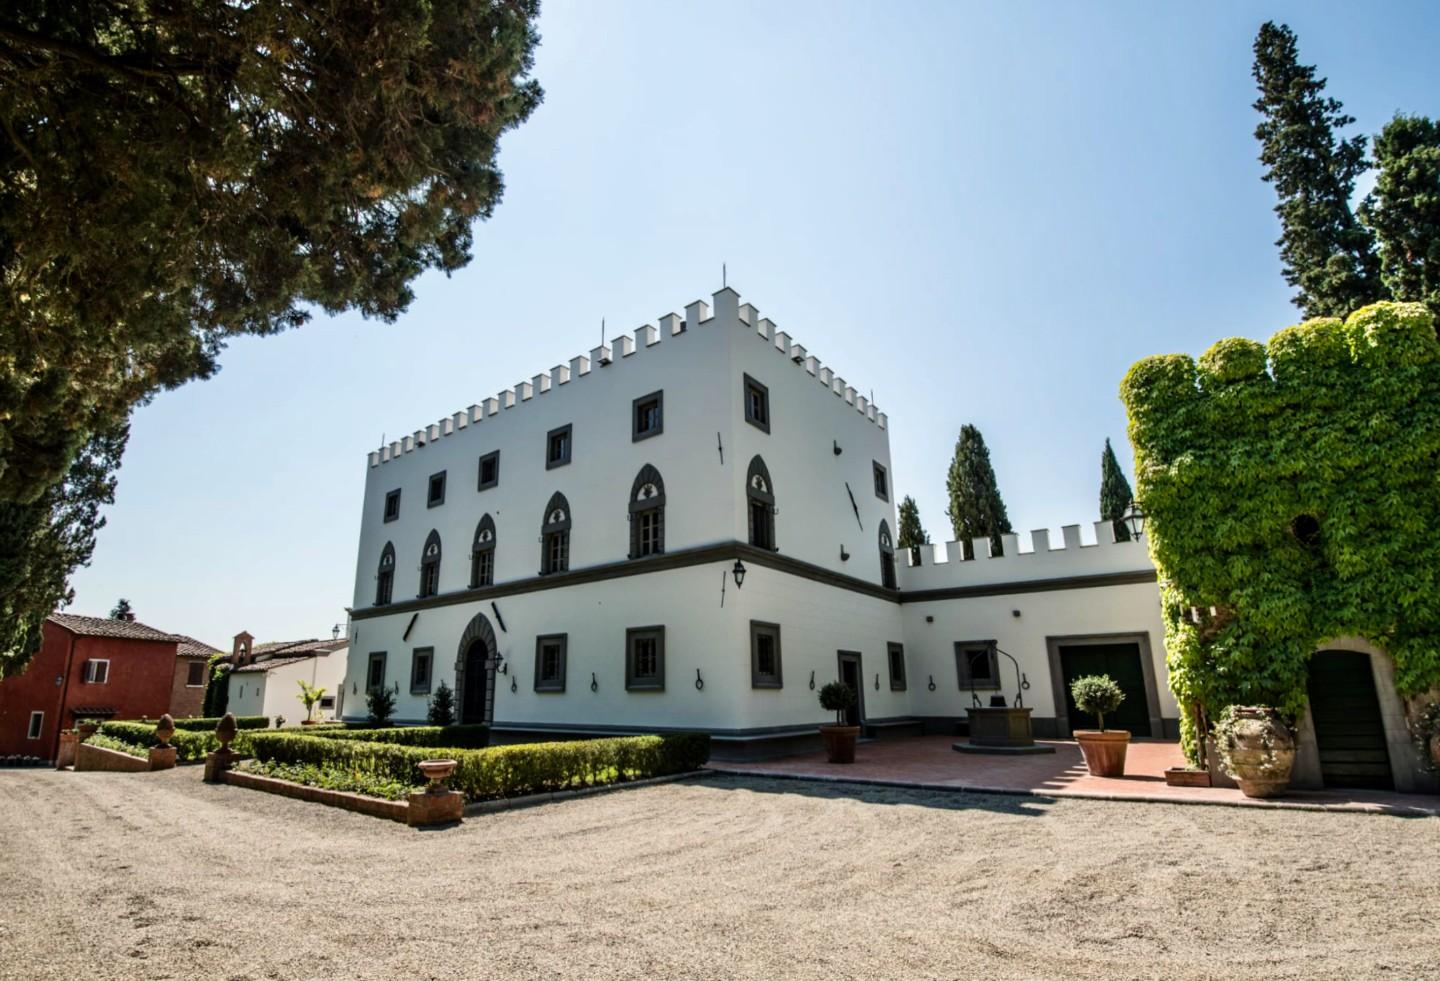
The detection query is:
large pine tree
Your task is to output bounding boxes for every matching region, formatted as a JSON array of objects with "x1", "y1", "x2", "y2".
[
  {"x1": 1253, "y1": 22, "x2": 1382, "y2": 318},
  {"x1": 1361, "y1": 115, "x2": 1440, "y2": 327},
  {"x1": 945, "y1": 425, "x2": 1013, "y2": 559},
  {"x1": 896, "y1": 495, "x2": 930, "y2": 564},
  {"x1": 1100, "y1": 439, "x2": 1135, "y2": 543}
]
